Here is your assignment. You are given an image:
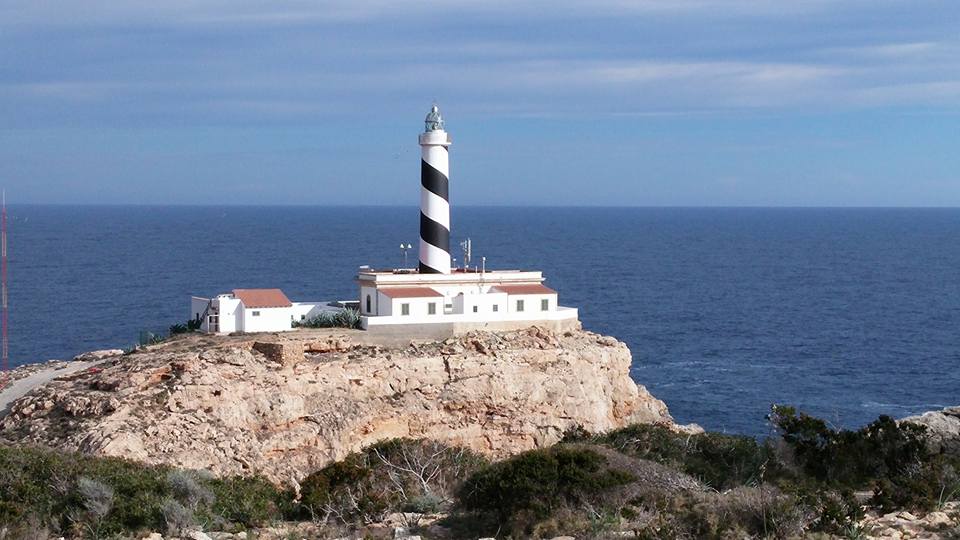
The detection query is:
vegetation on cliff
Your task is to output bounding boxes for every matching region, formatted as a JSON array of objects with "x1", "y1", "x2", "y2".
[{"x1": 1, "y1": 406, "x2": 958, "y2": 539}]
